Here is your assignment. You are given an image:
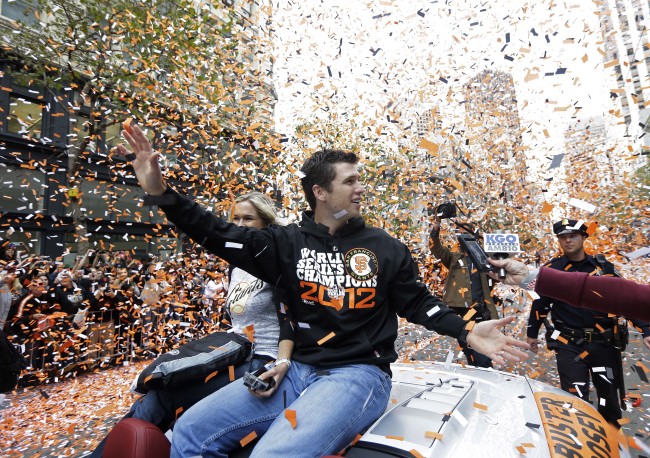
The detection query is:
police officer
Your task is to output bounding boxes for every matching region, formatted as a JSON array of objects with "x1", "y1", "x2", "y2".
[
  {"x1": 430, "y1": 217, "x2": 500, "y2": 368},
  {"x1": 527, "y1": 219, "x2": 650, "y2": 425}
]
